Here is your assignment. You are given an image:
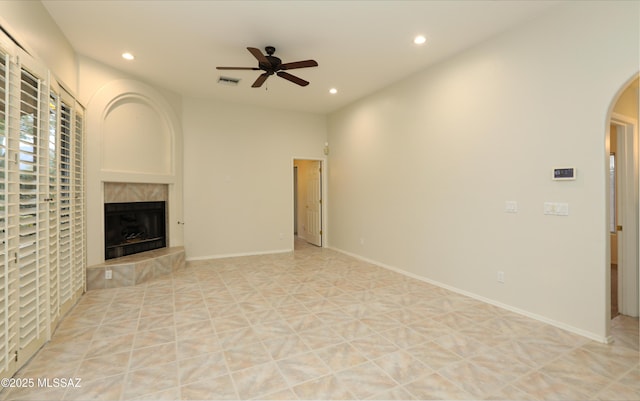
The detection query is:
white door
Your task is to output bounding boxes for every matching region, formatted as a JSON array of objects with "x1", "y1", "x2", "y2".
[
  {"x1": 612, "y1": 116, "x2": 639, "y2": 317},
  {"x1": 305, "y1": 161, "x2": 322, "y2": 246}
]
